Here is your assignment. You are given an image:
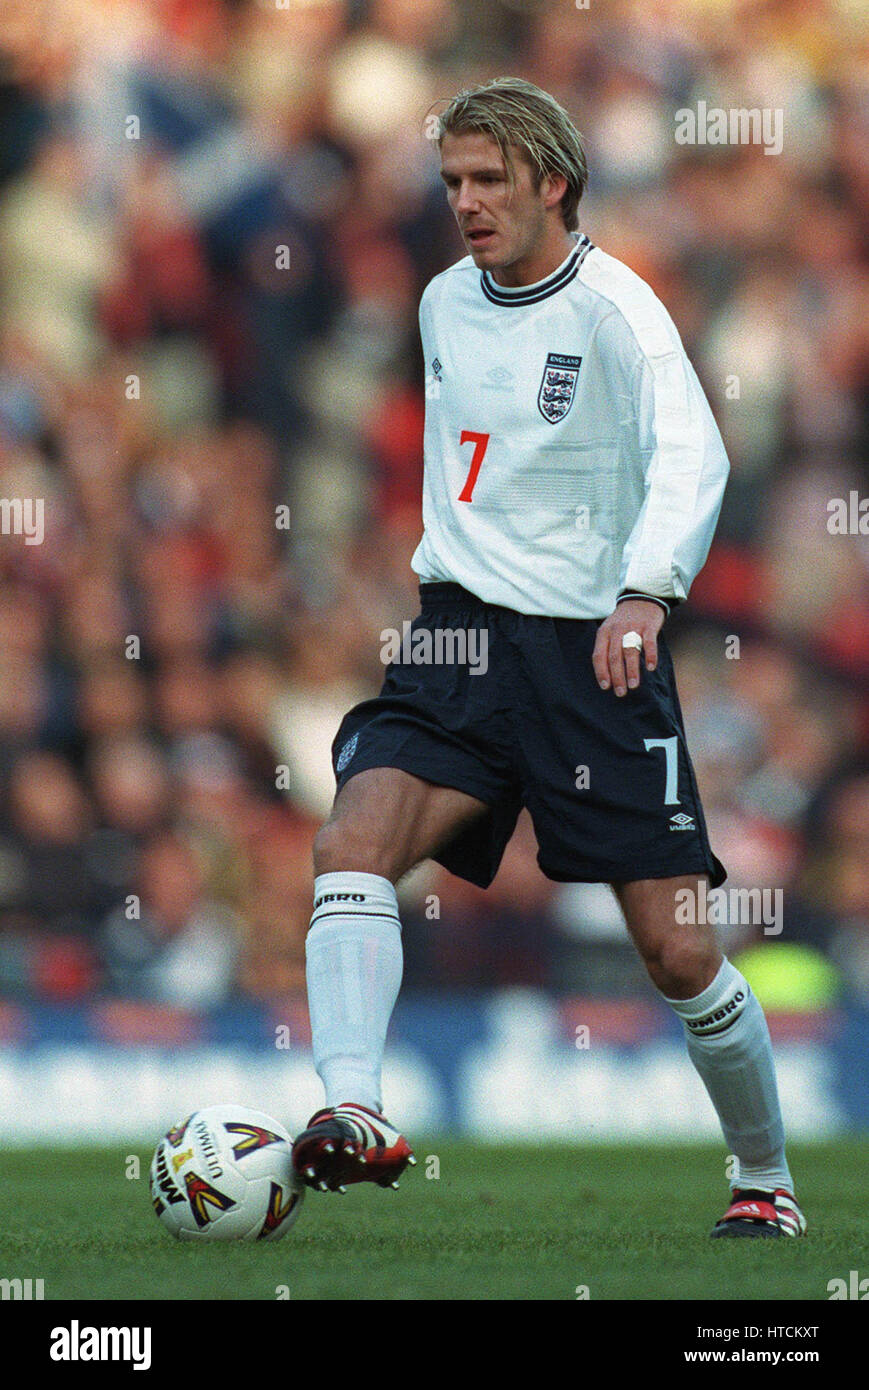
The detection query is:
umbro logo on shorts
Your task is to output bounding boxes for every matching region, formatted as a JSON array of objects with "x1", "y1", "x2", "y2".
[
  {"x1": 670, "y1": 811, "x2": 696, "y2": 831},
  {"x1": 336, "y1": 732, "x2": 358, "y2": 772}
]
